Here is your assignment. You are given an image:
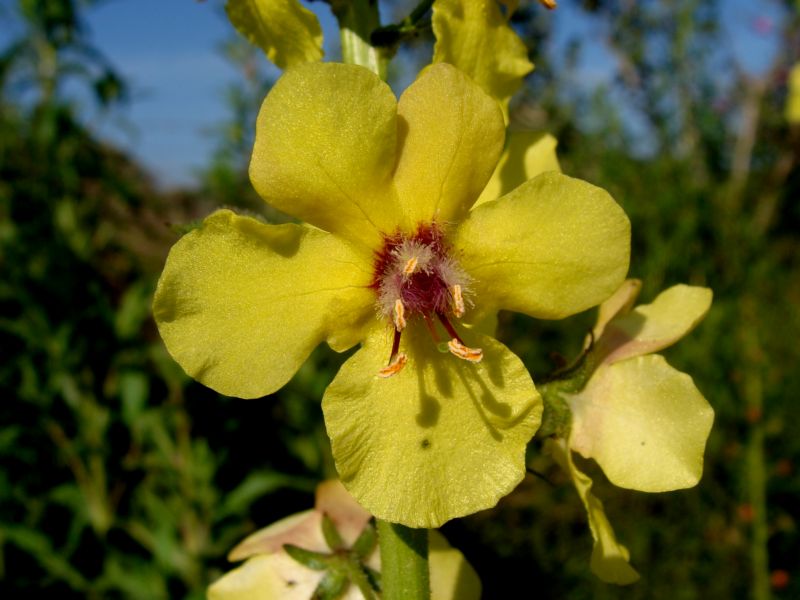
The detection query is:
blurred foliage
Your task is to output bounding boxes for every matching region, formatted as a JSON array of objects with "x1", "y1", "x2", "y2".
[
  {"x1": 1, "y1": 0, "x2": 799, "y2": 598},
  {"x1": 0, "y1": 1, "x2": 333, "y2": 598}
]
